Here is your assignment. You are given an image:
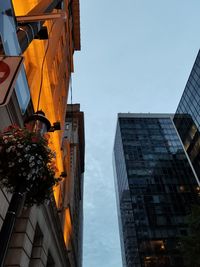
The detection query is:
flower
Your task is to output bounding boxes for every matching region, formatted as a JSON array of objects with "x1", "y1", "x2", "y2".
[
  {"x1": 31, "y1": 136, "x2": 39, "y2": 143},
  {"x1": 11, "y1": 146, "x2": 16, "y2": 151},
  {"x1": 29, "y1": 156, "x2": 35, "y2": 162},
  {"x1": 8, "y1": 162, "x2": 15, "y2": 167},
  {"x1": 44, "y1": 133, "x2": 50, "y2": 140},
  {"x1": 17, "y1": 144, "x2": 23, "y2": 148},
  {"x1": 3, "y1": 124, "x2": 19, "y2": 132},
  {"x1": 25, "y1": 145, "x2": 31, "y2": 151},
  {"x1": 0, "y1": 124, "x2": 60, "y2": 206},
  {"x1": 27, "y1": 174, "x2": 32, "y2": 180},
  {"x1": 29, "y1": 162, "x2": 35, "y2": 168},
  {"x1": 24, "y1": 123, "x2": 33, "y2": 131},
  {"x1": 6, "y1": 147, "x2": 11, "y2": 153}
]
